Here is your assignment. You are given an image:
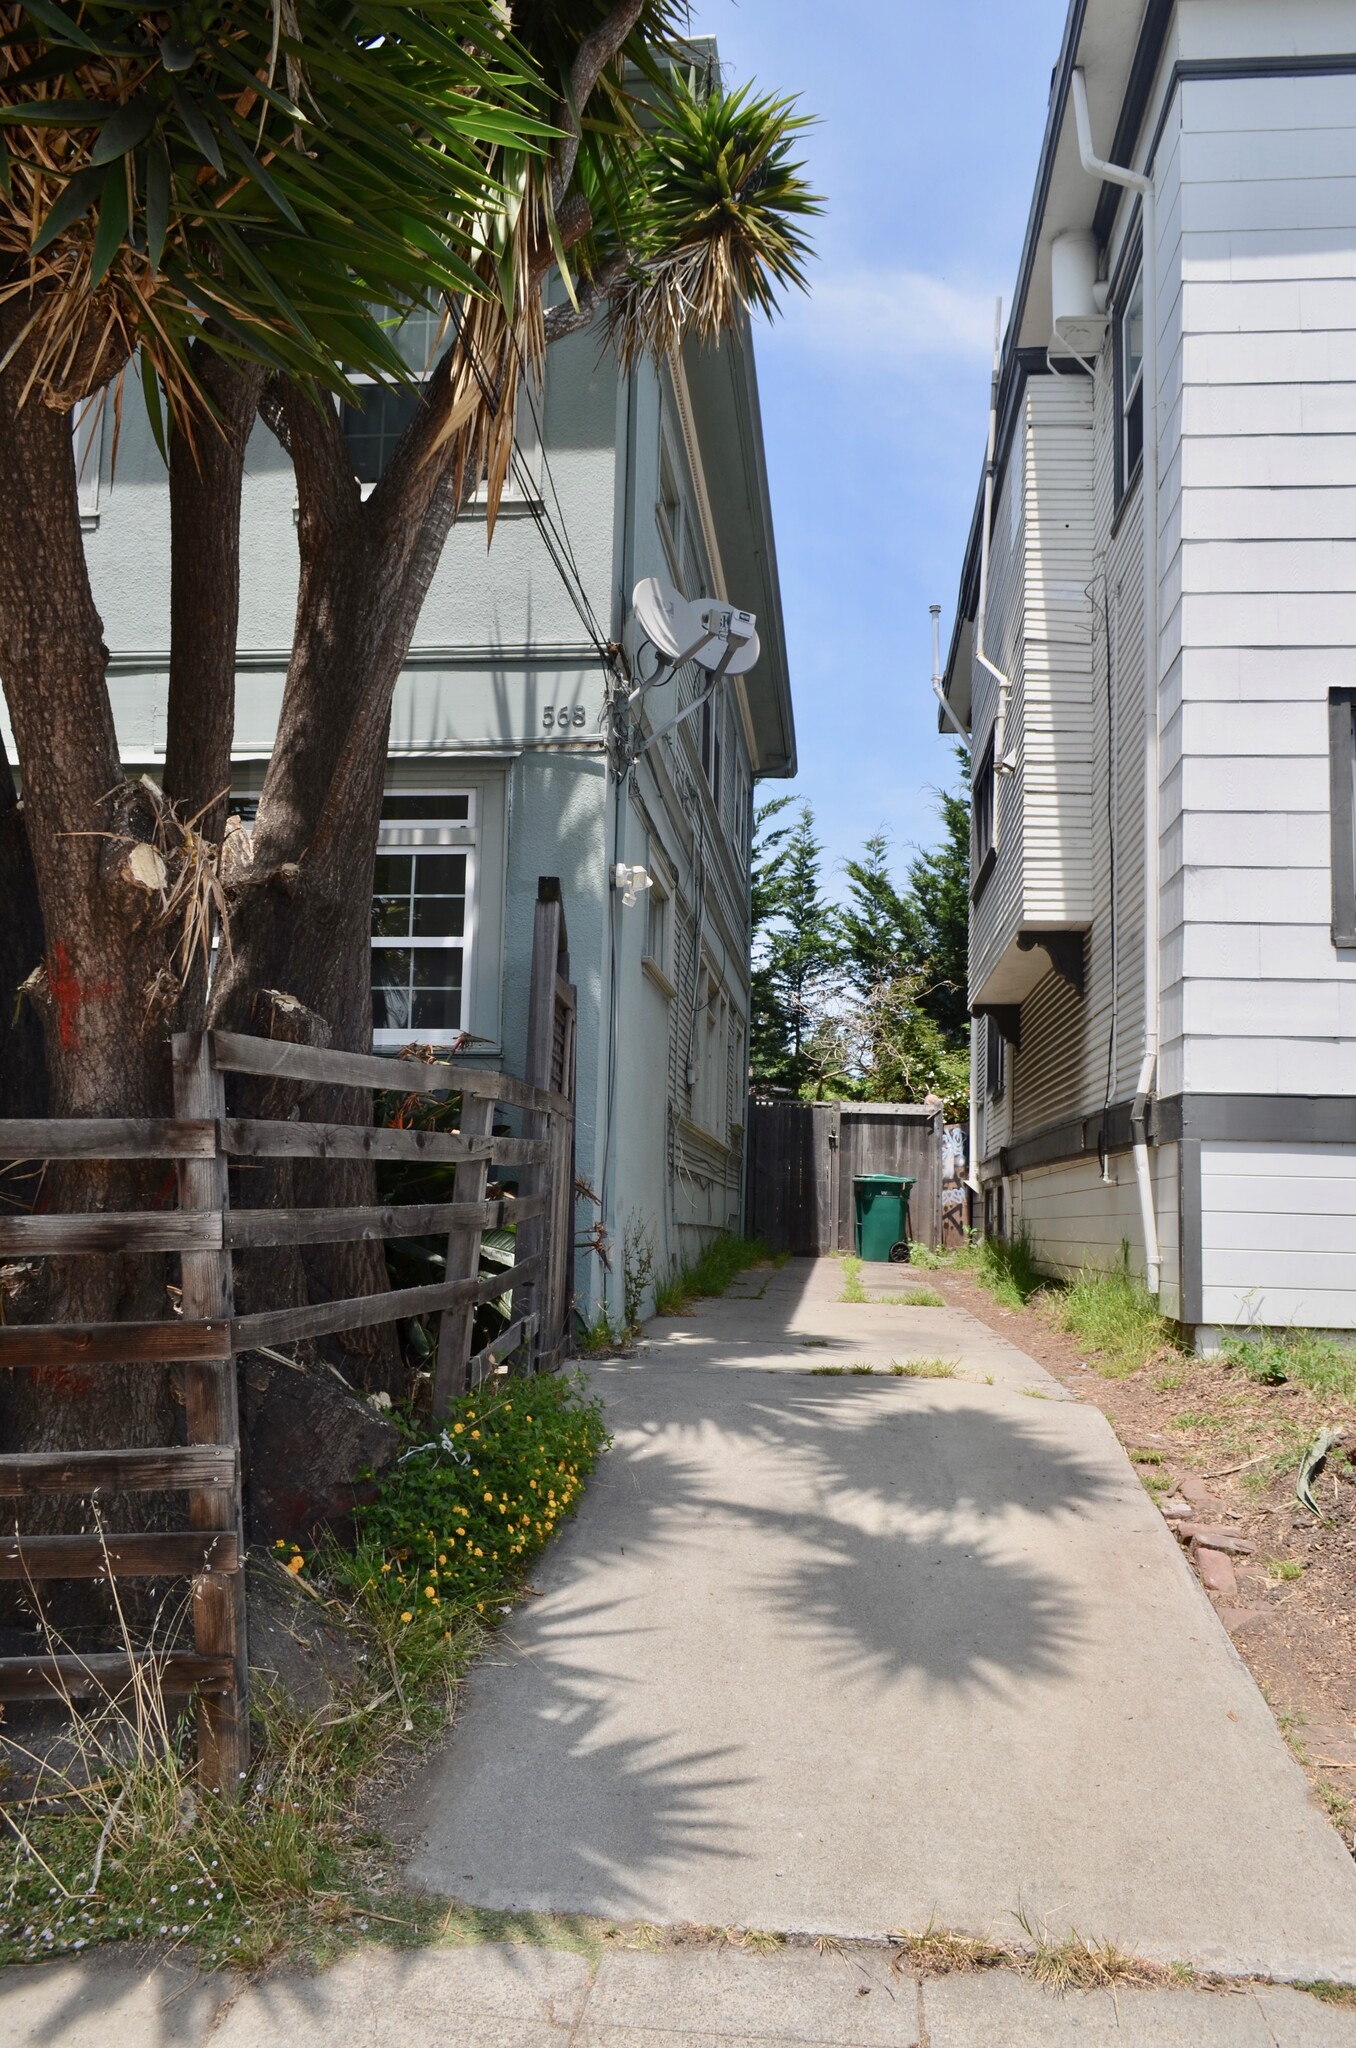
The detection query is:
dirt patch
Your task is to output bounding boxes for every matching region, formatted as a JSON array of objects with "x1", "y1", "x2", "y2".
[{"x1": 934, "y1": 1270, "x2": 1356, "y2": 1853}]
